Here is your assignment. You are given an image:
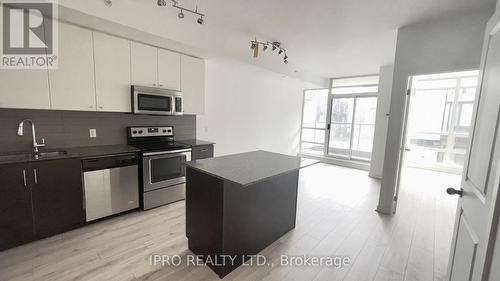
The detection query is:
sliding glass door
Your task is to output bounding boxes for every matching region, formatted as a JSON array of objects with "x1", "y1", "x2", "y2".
[
  {"x1": 328, "y1": 98, "x2": 354, "y2": 158},
  {"x1": 301, "y1": 86, "x2": 378, "y2": 162},
  {"x1": 327, "y1": 96, "x2": 377, "y2": 161}
]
